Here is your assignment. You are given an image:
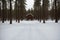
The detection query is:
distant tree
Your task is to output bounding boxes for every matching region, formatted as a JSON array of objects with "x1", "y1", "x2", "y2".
[
  {"x1": 50, "y1": 1, "x2": 55, "y2": 20},
  {"x1": 27, "y1": 9, "x2": 31, "y2": 13},
  {"x1": 7, "y1": 9, "x2": 10, "y2": 21},
  {"x1": 4, "y1": 0, "x2": 7, "y2": 21},
  {"x1": 14, "y1": 0, "x2": 18, "y2": 22},
  {"x1": 30, "y1": 8, "x2": 34, "y2": 15},
  {"x1": 6, "y1": 0, "x2": 10, "y2": 21}
]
